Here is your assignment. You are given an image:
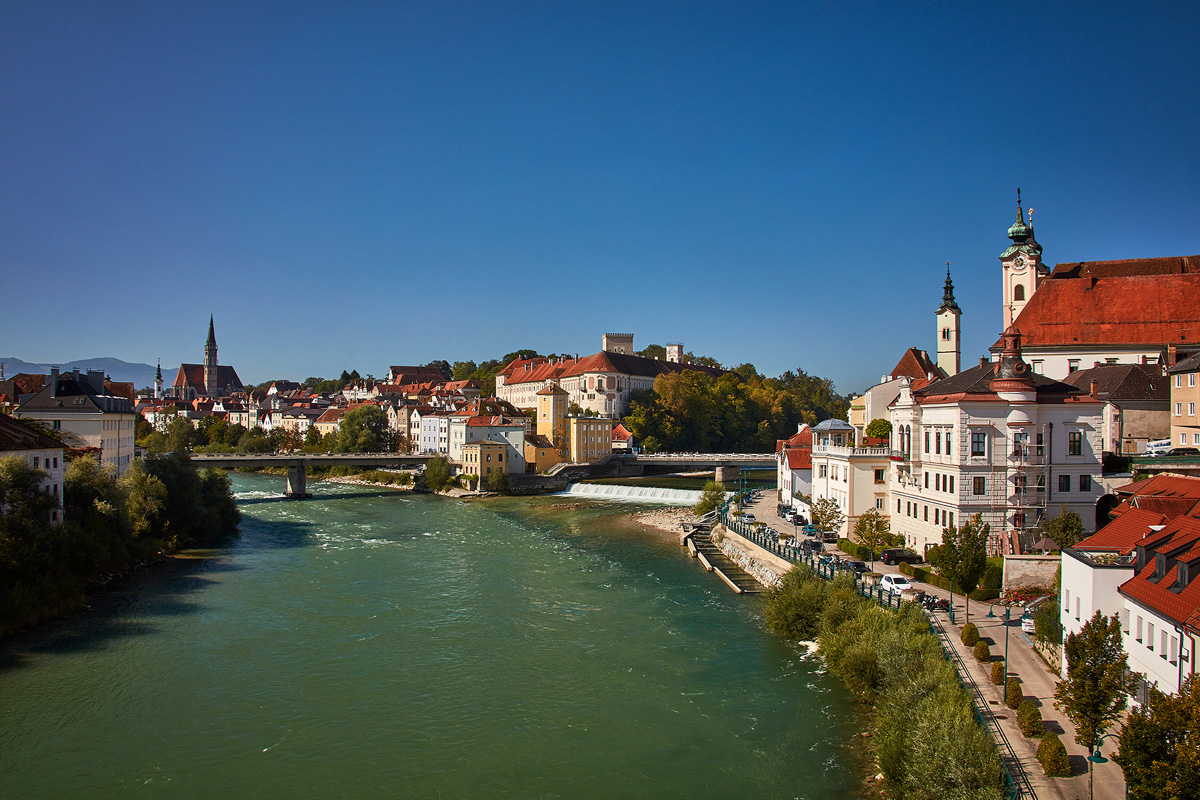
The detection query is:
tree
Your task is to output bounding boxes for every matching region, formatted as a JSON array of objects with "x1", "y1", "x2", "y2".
[
  {"x1": 928, "y1": 514, "x2": 990, "y2": 620},
  {"x1": 865, "y1": 418, "x2": 893, "y2": 440},
  {"x1": 810, "y1": 497, "x2": 845, "y2": 534},
  {"x1": 486, "y1": 468, "x2": 509, "y2": 494},
  {"x1": 1115, "y1": 675, "x2": 1200, "y2": 800},
  {"x1": 1055, "y1": 611, "x2": 1137, "y2": 753},
  {"x1": 423, "y1": 455, "x2": 452, "y2": 492},
  {"x1": 852, "y1": 509, "x2": 899, "y2": 567},
  {"x1": 117, "y1": 460, "x2": 167, "y2": 539},
  {"x1": 1040, "y1": 504, "x2": 1084, "y2": 550},
  {"x1": 424, "y1": 360, "x2": 452, "y2": 380},
  {"x1": 637, "y1": 344, "x2": 666, "y2": 360},
  {"x1": 336, "y1": 405, "x2": 389, "y2": 452},
  {"x1": 693, "y1": 480, "x2": 726, "y2": 516},
  {"x1": 451, "y1": 360, "x2": 478, "y2": 381}
]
